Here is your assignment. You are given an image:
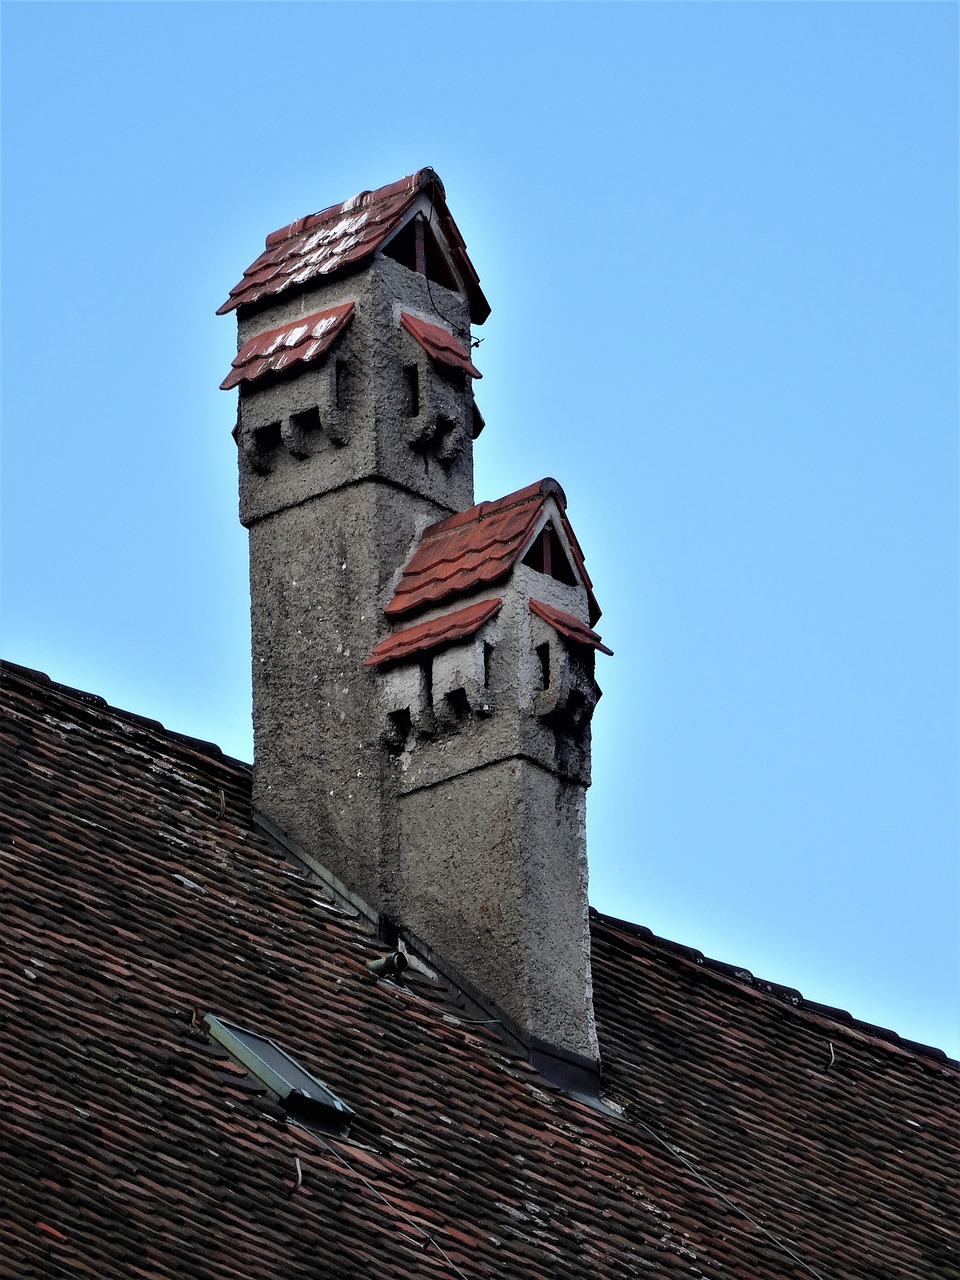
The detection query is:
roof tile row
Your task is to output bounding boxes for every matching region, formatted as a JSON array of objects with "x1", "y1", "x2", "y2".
[
  {"x1": 220, "y1": 303, "x2": 355, "y2": 390},
  {"x1": 365, "y1": 598, "x2": 502, "y2": 668},
  {"x1": 400, "y1": 312, "x2": 481, "y2": 379},
  {"x1": 529, "y1": 599, "x2": 613, "y2": 655},
  {"x1": 218, "y1": 169, "x2": 490, "y2": 324},
  {"x1": 2, "y1": 661, "x2": 957, "y2": 1279},
  {"x1": 385, "y1": 479, "x2": 600, "y2": 625}
]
